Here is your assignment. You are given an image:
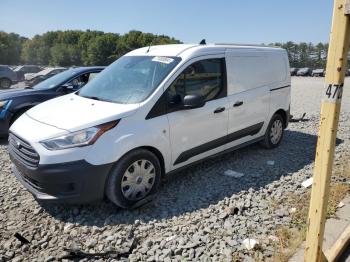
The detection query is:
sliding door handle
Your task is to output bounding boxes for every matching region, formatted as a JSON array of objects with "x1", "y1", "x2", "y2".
[
  {"x1": 233, "y1": 101, "x2": 243, "y2": 107},
  {"x1": 214, "y1": 107, "x2": 225, "y2": 113}
]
